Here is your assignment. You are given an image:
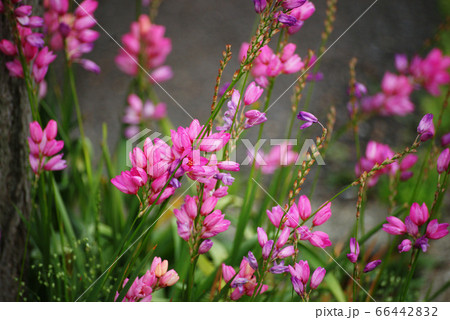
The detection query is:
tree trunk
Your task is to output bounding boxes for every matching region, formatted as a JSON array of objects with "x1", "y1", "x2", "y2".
[{"x1": 0, "y1": 4, "x2": 32, "y2": 301}]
